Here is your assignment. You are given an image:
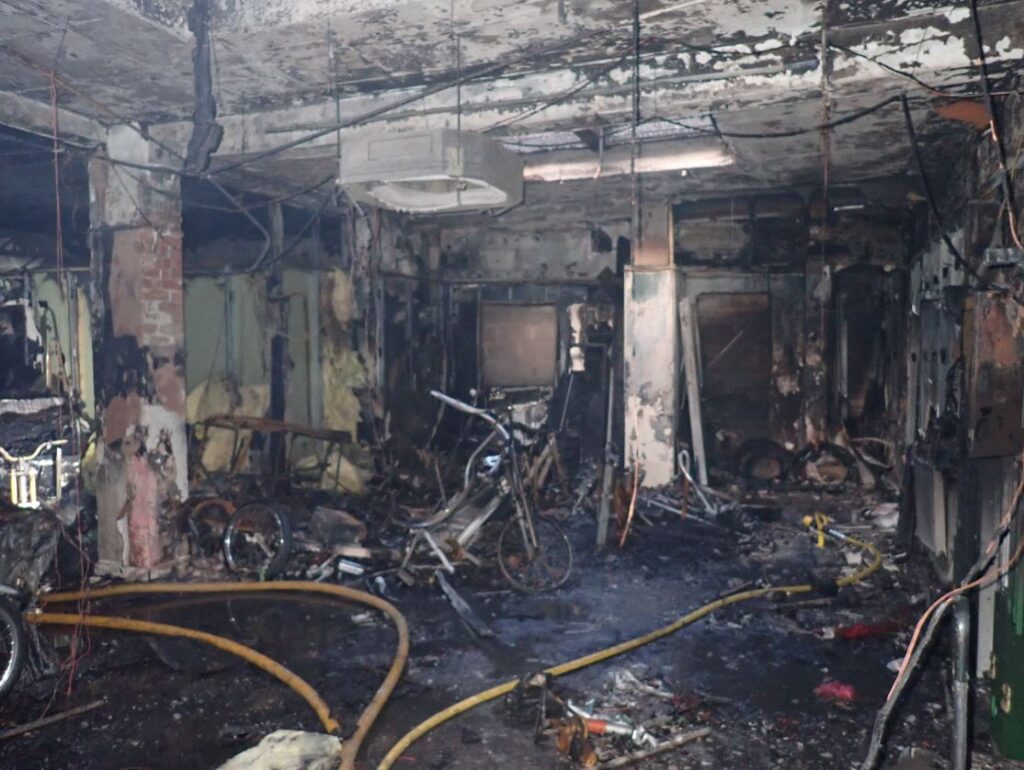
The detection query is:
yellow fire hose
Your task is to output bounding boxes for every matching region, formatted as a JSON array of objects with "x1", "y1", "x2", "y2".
[
  {"x1": 27, "y1": 611, "x2": 340, "y2": 733},
  {"x1": 37, "y1": 581, "x2": 410, "y2": 770},
  {"x1": 31, "y1": 526, "x2": 879, "y2": 770},
  {"x1": 376, "y1": 530, "x2": 882, "y2": 770}
]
